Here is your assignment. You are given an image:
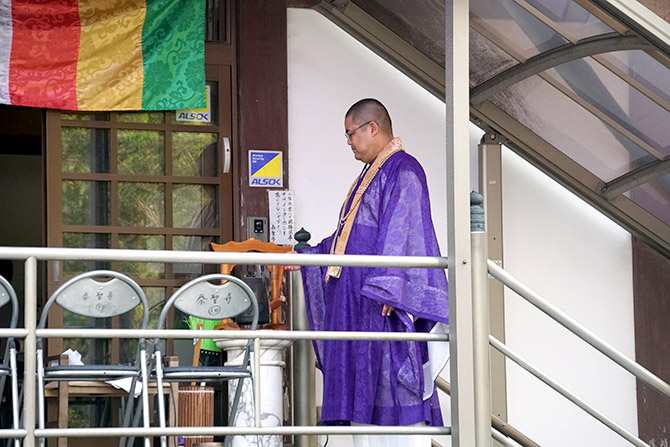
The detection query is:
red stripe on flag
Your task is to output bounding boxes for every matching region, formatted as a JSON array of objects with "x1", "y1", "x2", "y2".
[{"x1": 9, "y1": 0, "x2": 80, "y2": 110}]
